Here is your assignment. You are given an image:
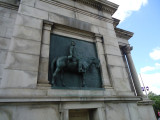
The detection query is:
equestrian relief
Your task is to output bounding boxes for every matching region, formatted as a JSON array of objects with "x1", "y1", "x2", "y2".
[{"x1": 50, "y1": 41, "x2": 100, "y2": 87}]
